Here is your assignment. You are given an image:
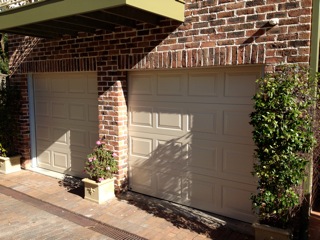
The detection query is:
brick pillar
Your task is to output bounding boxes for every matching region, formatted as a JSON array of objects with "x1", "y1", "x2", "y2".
[
  {"x1": 97, "y1": 67, "x2": 128, "y2": 192},
  {"x1": 7, "y1": 73, "x2": 31, "y2": 169}
]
